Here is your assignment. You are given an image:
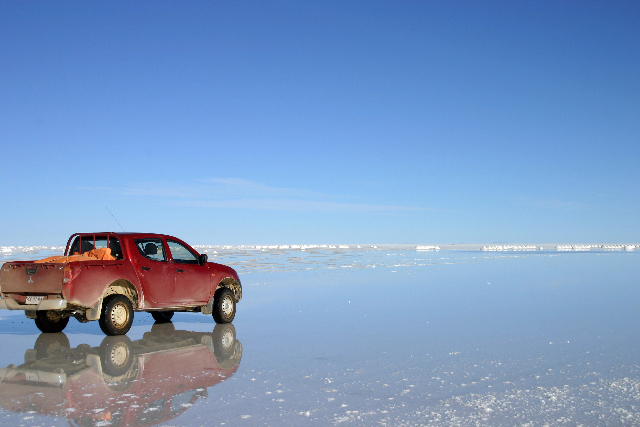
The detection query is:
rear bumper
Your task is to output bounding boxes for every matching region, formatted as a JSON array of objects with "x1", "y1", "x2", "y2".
[
  {"x1": 0, "y1": 367, "x2": 66, "y2": 386},
  {"x1": 0, "y1": 298, "x2": 67, "y2": 311}
]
